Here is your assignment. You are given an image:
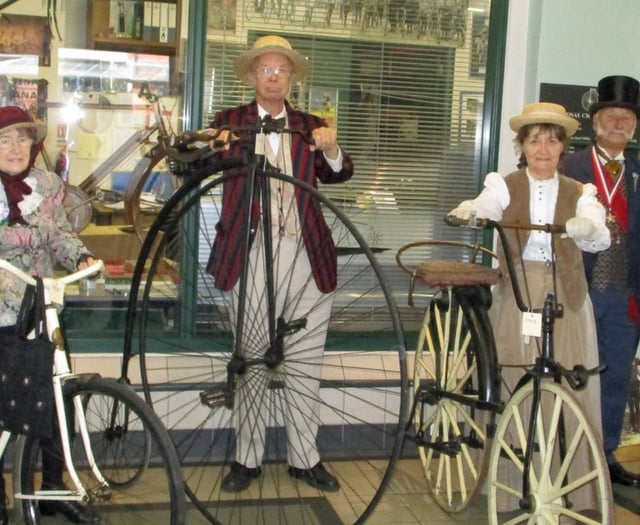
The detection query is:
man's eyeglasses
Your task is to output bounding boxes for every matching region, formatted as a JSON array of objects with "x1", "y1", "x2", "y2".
[
  {"x1": 0, "y1": 136, "x2": 34, "y2": 149},
  {"x1": 256, "y1": 66, "x2": 291, "y2": 77}
]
